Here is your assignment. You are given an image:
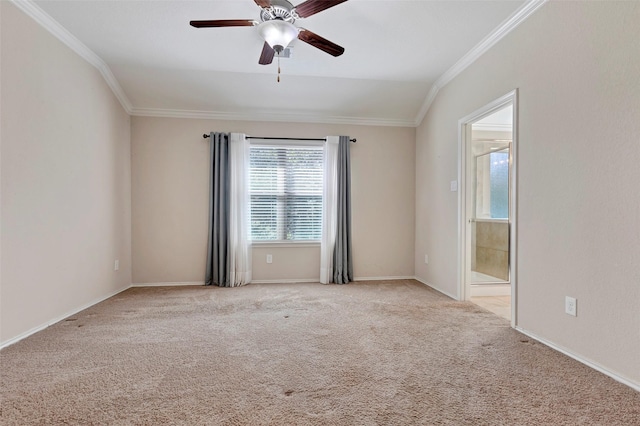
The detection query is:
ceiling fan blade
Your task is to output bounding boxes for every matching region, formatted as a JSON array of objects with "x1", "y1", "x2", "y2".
[
  {"x1": 190, "y1": 19, "x2": 256, "y2": 28},
  {"x1": 298, "y1": 29, "x2": 344, "y2": 57},
  {"x1": 259, "y1": 42, "x2": 275, "y2": 65},
  {"x1": 294, "y1": 0, "x2": 348, "y2": 18},
  {"x1": 254, "y1": 0, "x2": 271, "y2": 7}
]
